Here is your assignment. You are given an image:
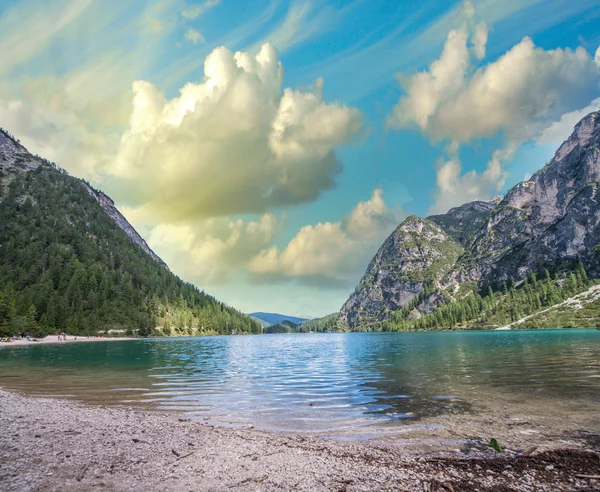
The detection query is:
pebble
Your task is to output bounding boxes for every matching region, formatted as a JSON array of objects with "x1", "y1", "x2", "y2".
[{"x1": 545, "y1": 465, "x2": 554, "y2": 471}]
